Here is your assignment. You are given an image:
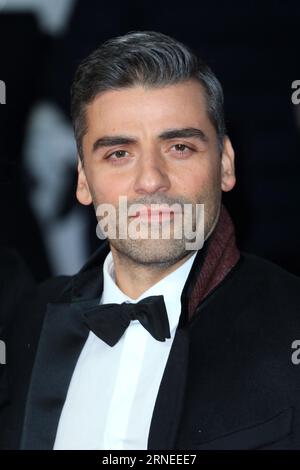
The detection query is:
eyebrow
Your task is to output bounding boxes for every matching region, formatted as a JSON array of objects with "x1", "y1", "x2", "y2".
[{"x1": 92, "y1": 127, "x2": 208, "y2": 153}]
